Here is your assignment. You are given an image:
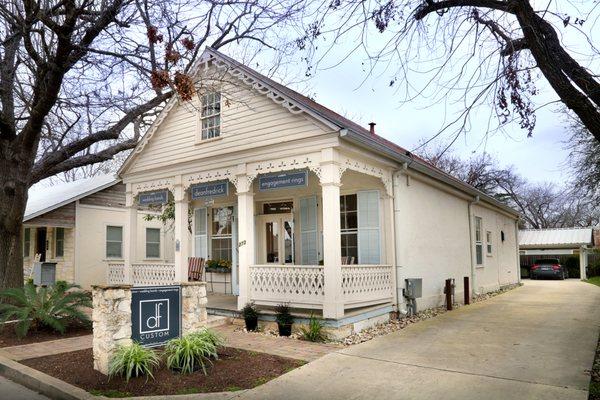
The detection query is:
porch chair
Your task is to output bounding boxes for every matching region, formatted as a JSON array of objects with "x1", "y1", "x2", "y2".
[
  {"x1": 349, "y1": 256, "x2": 355, "y2": 265},
  {"x1": 188, "y1": 257, "x2": 205, "y2": 282},
  {"x1": 341, "y1": 256, "x2": 349, "y2": 265}
]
